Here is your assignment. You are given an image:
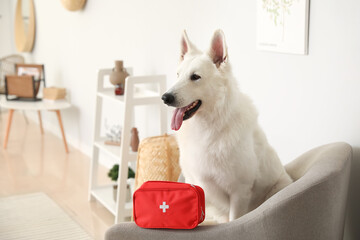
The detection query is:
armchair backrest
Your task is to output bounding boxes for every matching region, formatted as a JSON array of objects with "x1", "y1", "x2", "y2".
[{"x1": 0, "y1": 54, "x2": 25, "y2": 93}]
